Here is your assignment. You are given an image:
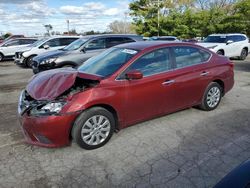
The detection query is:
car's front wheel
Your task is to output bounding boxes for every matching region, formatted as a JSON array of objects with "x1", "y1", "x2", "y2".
[
  {"x1": 72, "y1": 107, "x2": 115, "y2": 150},
  {"x1": 0, "y1": 53, "x2": 4, "y2": 61},
  {"x1": 26, "y1": 55, "x2": 36, "y2": 68},
  {"x1": 240, "y1": 48, "x2": 248, "y2": 60},
  {"x1": 199, "y1": 82, "x2": 222, "y2": 111}
]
